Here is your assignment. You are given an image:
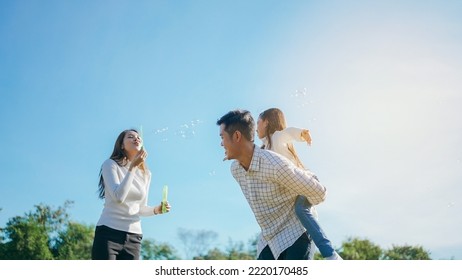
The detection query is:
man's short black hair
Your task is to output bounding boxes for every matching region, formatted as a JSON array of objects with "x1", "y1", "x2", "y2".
[{"x1": 217, "y1": 109, "x2": 255, "y2": 142}]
